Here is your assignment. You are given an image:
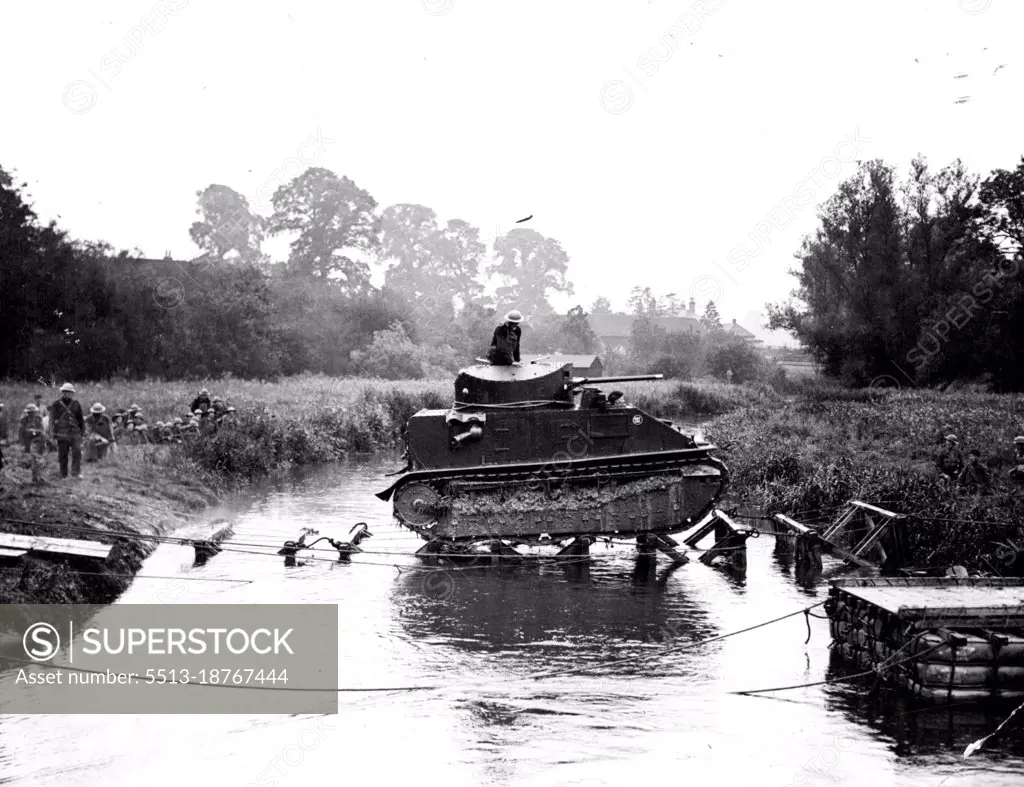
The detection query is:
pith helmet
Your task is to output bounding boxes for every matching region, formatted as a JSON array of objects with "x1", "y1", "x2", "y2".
[
  {"x1": 1015, "y1": 436, "x2": 1024, "y2": 445},
  {"x1": 213, "y1": 396, "x2": 222, "y2": 402},
  {"x1": 60, "y1": 382, "x2": 75, "y2": 393},
  {"x1": 504, "y1": 310, "x2": 523, "y2": 323},
  {"x1": 25, "y1": 404, "x2": 38, "y2": 413},
  {"x1": 200, "y1": 388, "x2": 209, "y2": 396},
  {"x1": 945, "y1": 434, "x2": 959, "y2": 444},
  {"x1": 174, "y1": 417, "x2": 183, "y2": 425},
  {"x1": 90, "y1": 402, "x2": 105, "y2": 413}
]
